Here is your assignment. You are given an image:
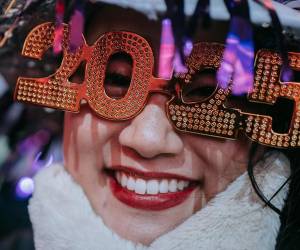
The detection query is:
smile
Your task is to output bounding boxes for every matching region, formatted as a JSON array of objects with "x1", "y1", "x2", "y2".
[
  {"x1": 105, "y1": 166, "x2": 199, "y2": 211},
  {"x1": 115, "y1": 171, "x2": 190, "y2": 194}
]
